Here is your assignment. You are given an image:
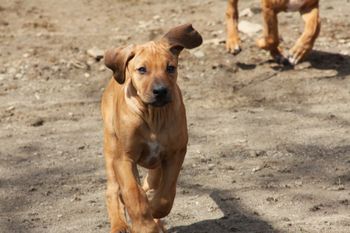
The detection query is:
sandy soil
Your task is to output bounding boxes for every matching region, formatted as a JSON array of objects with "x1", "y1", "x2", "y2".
[{"x1": 1, "y1": 0, "x2": 350, "y2": 232}]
